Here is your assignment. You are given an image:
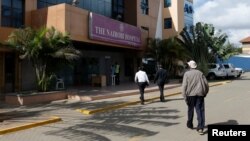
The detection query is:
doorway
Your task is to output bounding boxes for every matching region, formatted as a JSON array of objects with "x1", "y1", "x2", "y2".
[{"x1": 4, "y1": 53, "x2": 15, "y2": 93}]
